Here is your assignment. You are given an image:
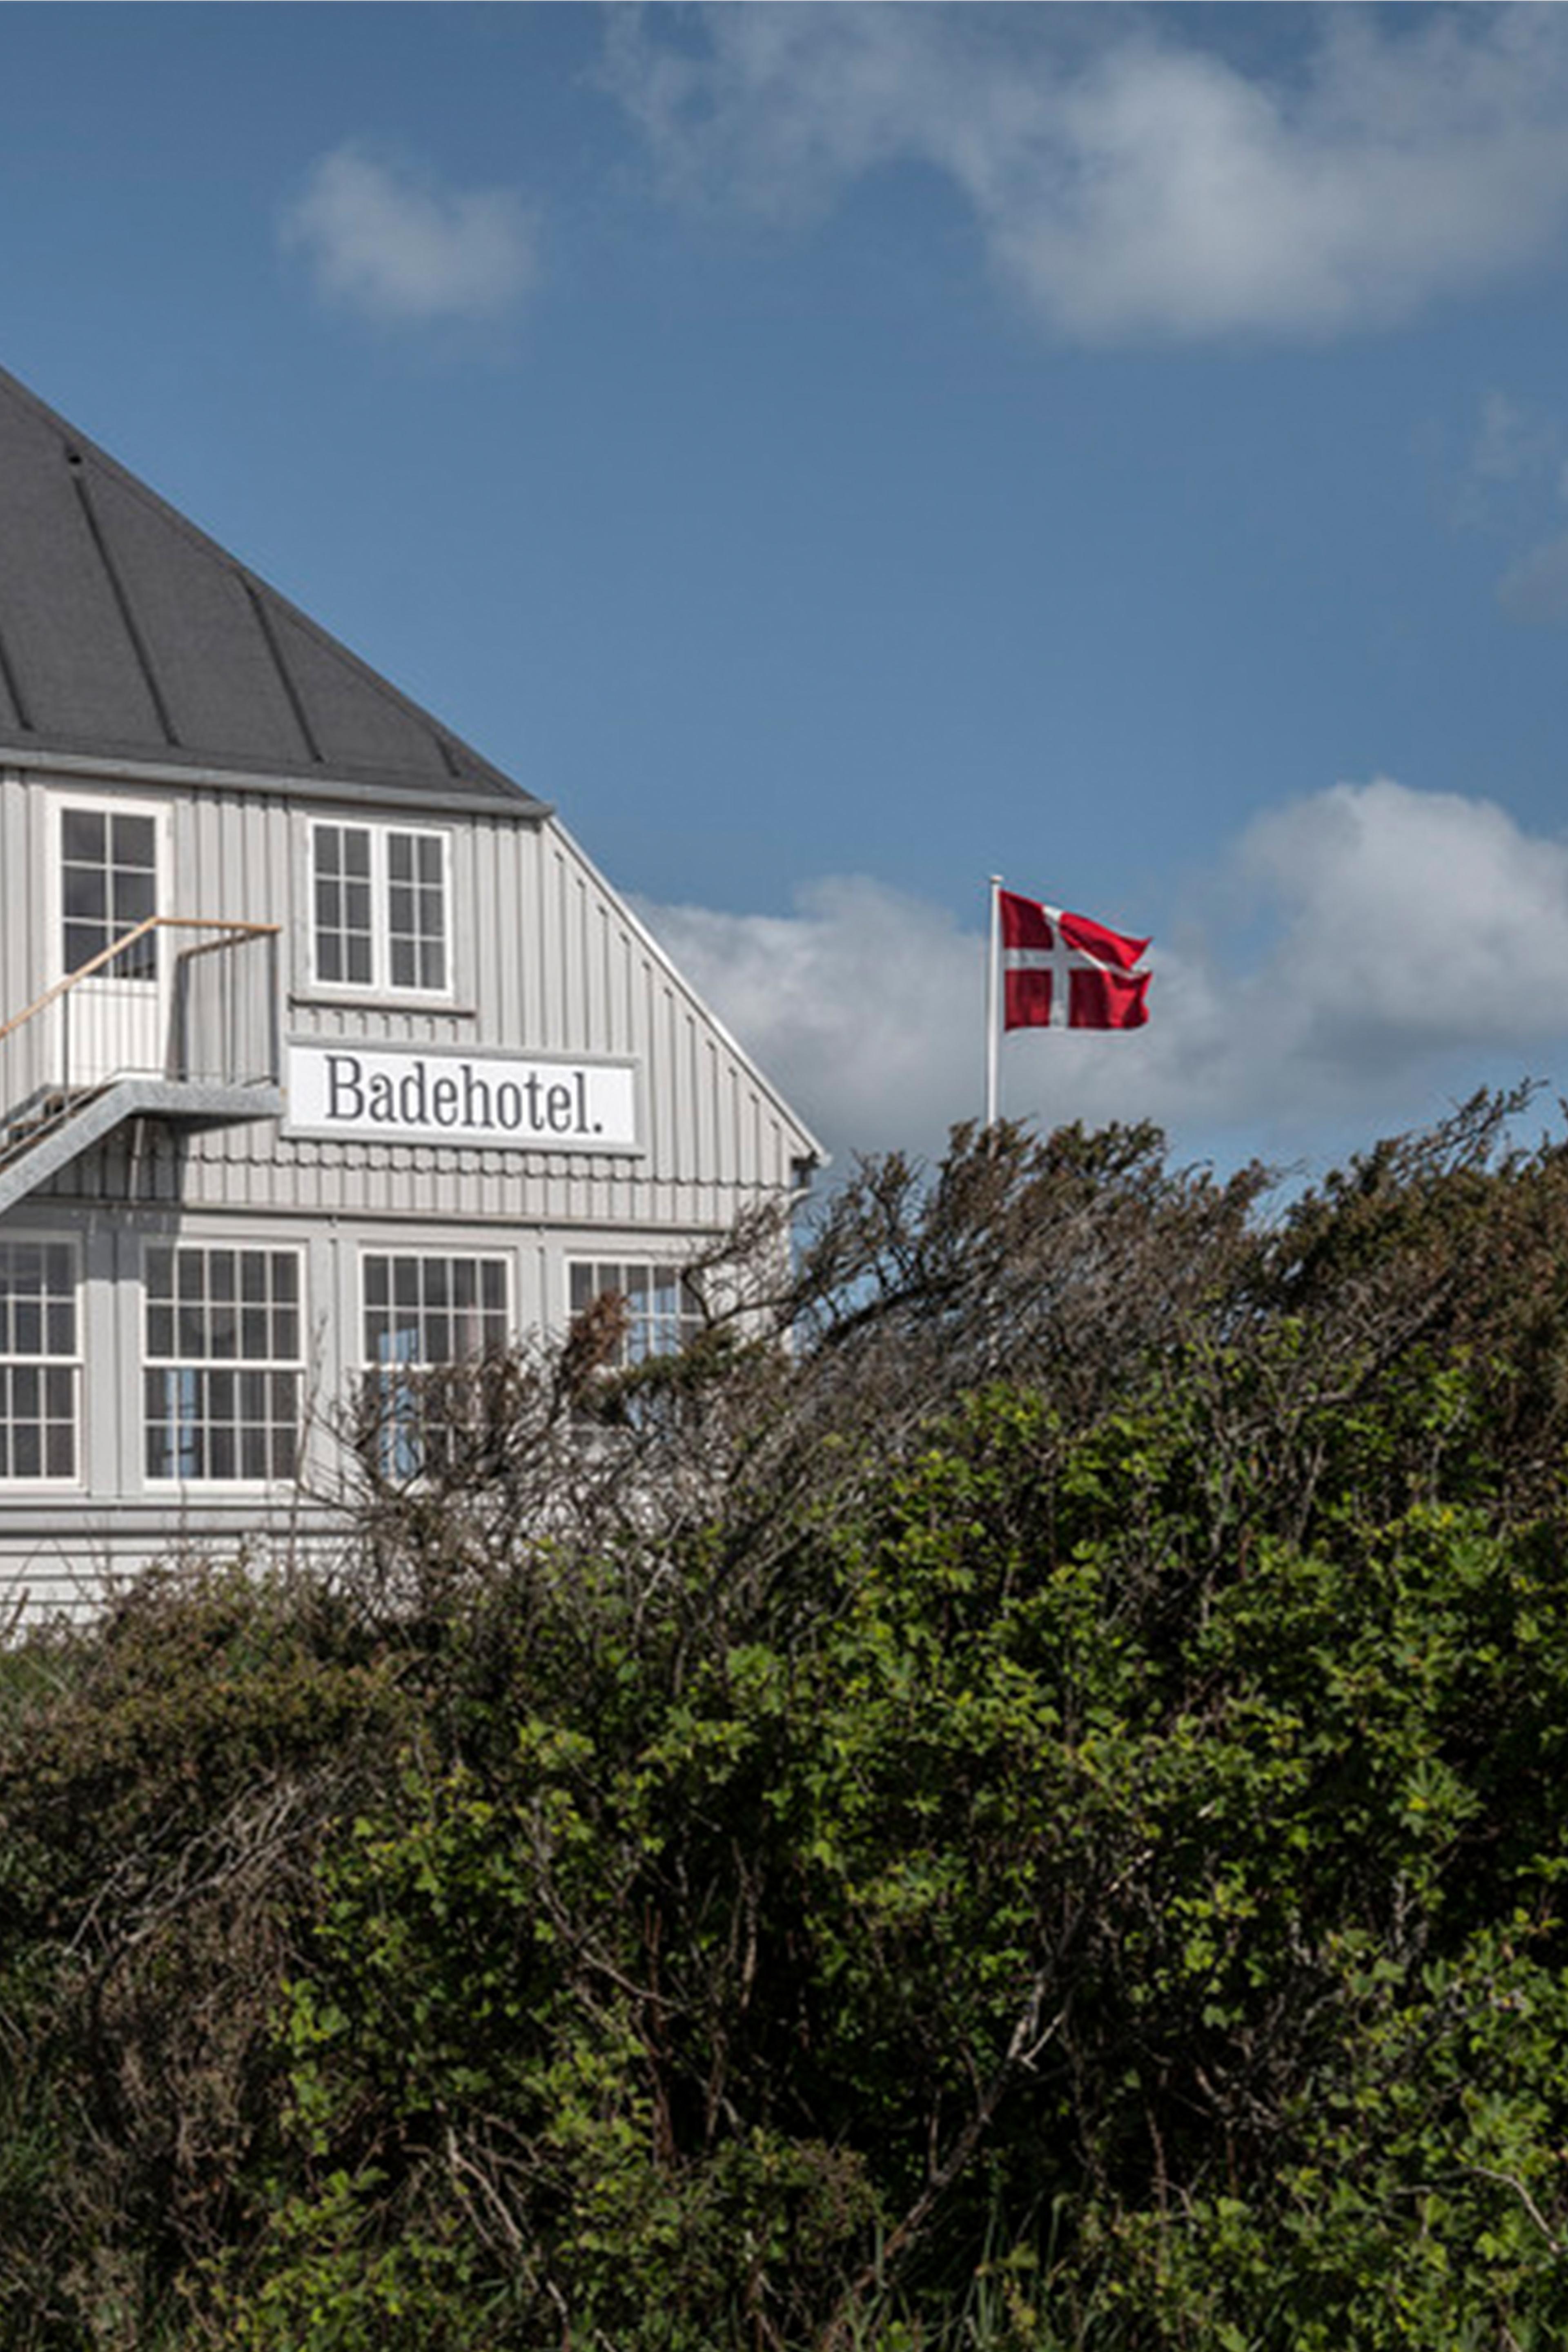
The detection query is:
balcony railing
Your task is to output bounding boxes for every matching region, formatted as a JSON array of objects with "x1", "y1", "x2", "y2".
[
  {"x1": 169, "y1": 925, "x2": 282, "y2": 1089},
  {"x1": 0, "y1": 918, "x2": 282, "y2": 1134}
]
